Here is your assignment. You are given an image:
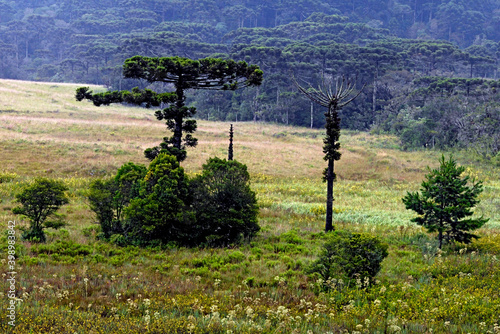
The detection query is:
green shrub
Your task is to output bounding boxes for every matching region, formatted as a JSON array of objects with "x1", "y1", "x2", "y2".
[
  {"x1": 88, "y1": 162, "x2": 146, "y2": 239},
  {"x1": 309, "y1": 231, "x2": 388, "y2": 286},
  {"x1": 109, "y1": 233, "x2": 128, "y2": 247},
  {"x1": 12, "y1": 178, "x2": 69, "y2": 243},
  {"x1": 124, "y1": 153, "x2": 193, "y2": 245},
  {"x1": 226, "y1": 250, "x2": 246, "y2": 263},
  {"x1": 469, "y1": 234, "x2": 500, "y2": 254},
  {"x1": 190, "y1": 157, "x2": 260, "y2": 246},
  {"x1": 0, "y1": 171, "x2": 18, "y2": 183},
  {"x1": 87, "y1": 155, "x2": 259, "y2": 248},
  {"x1": 32, "y1": 240, "x2": 92, "y2": 257},
  {"x1": 402, "y1": 155, "x2": 488, "y2": 248},
  {"x1": 81, "y1": 225, "x2": 101, "y2": 238},
  {"x1": 279, "y1": 229, "x2": 304, "y2": 244}
]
